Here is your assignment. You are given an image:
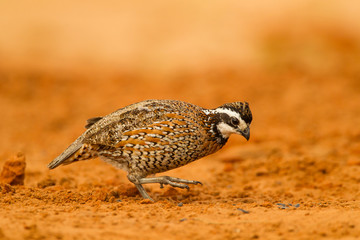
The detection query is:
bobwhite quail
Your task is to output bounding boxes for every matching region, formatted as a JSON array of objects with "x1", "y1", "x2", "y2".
[{"x1": 48, "y1": 99, "x2": 252, "y2": 201}]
